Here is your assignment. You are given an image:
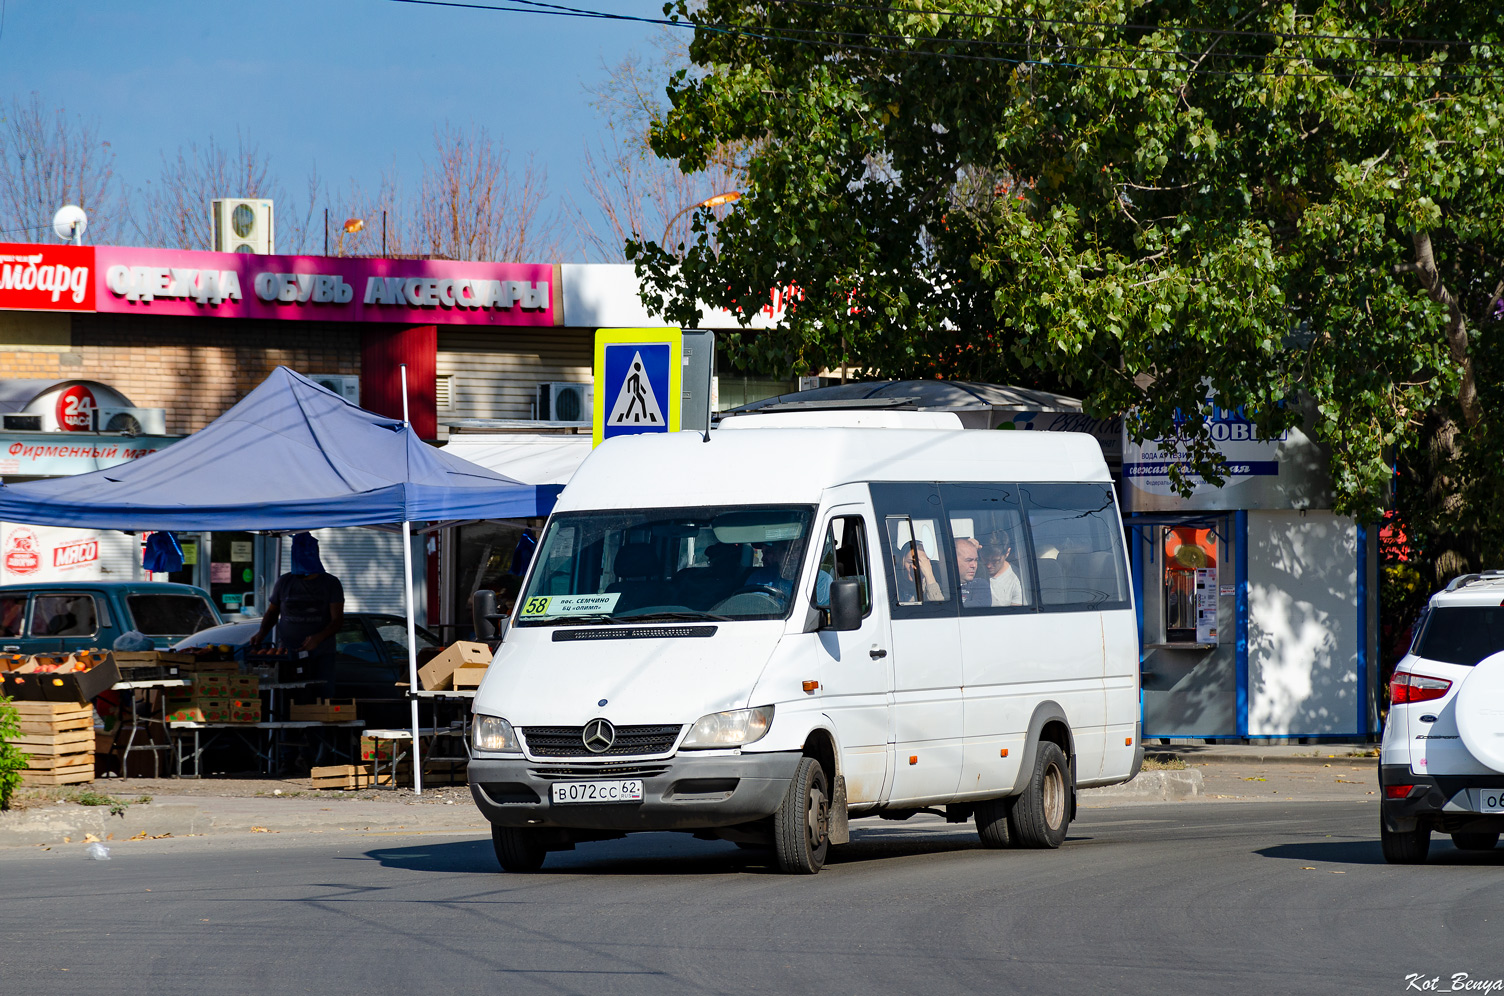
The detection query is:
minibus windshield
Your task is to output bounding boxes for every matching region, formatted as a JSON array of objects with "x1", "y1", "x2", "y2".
[{"x1": 515, "y1": 505, "x2": 816, "y2": 626}]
